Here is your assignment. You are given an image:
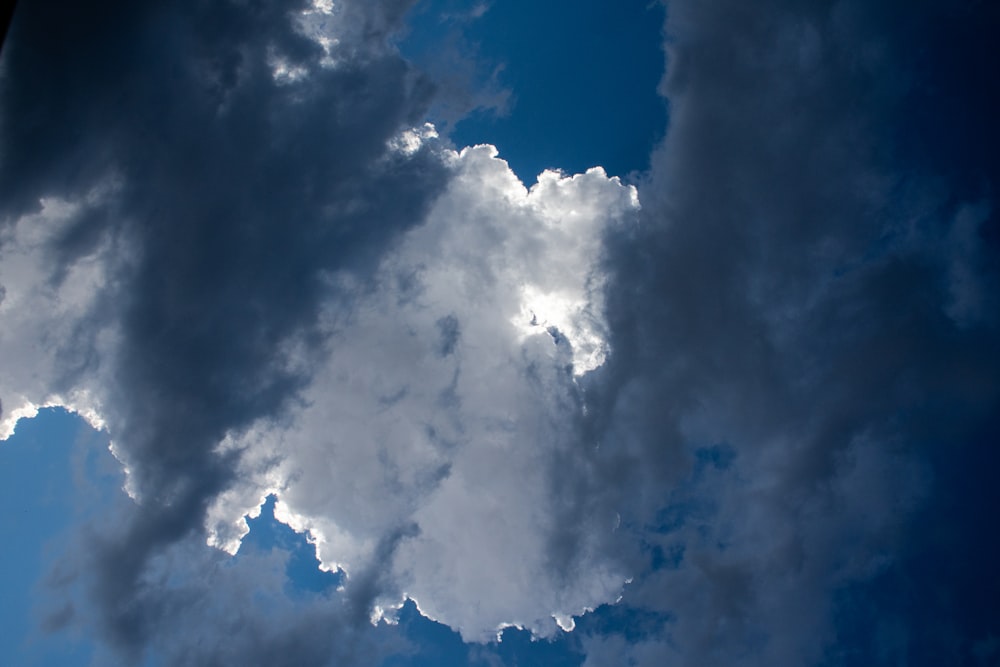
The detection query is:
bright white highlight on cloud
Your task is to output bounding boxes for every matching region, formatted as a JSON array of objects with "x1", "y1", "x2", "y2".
[
  {"x1": 0, "y1": 191, "x2": 115, "y2": 440},
  {"x1": 388, "y1": 123, "x2": 440, "y2": 156},
  {"x1": 208, "y1": 138, "x2": 639, "y2": 641},
  {"x1": 503, "y1": 163, "x2": 634, "y2": 375},
  {"x1": 269, "y1": 53, "x2": 310, "y2": 84}
]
